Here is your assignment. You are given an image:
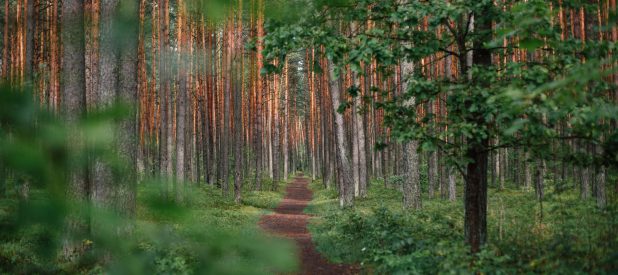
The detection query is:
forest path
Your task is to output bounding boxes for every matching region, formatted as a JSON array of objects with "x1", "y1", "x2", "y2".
[{"x1": 259, "y1": 175, "x2": 359, "y2": 275}]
